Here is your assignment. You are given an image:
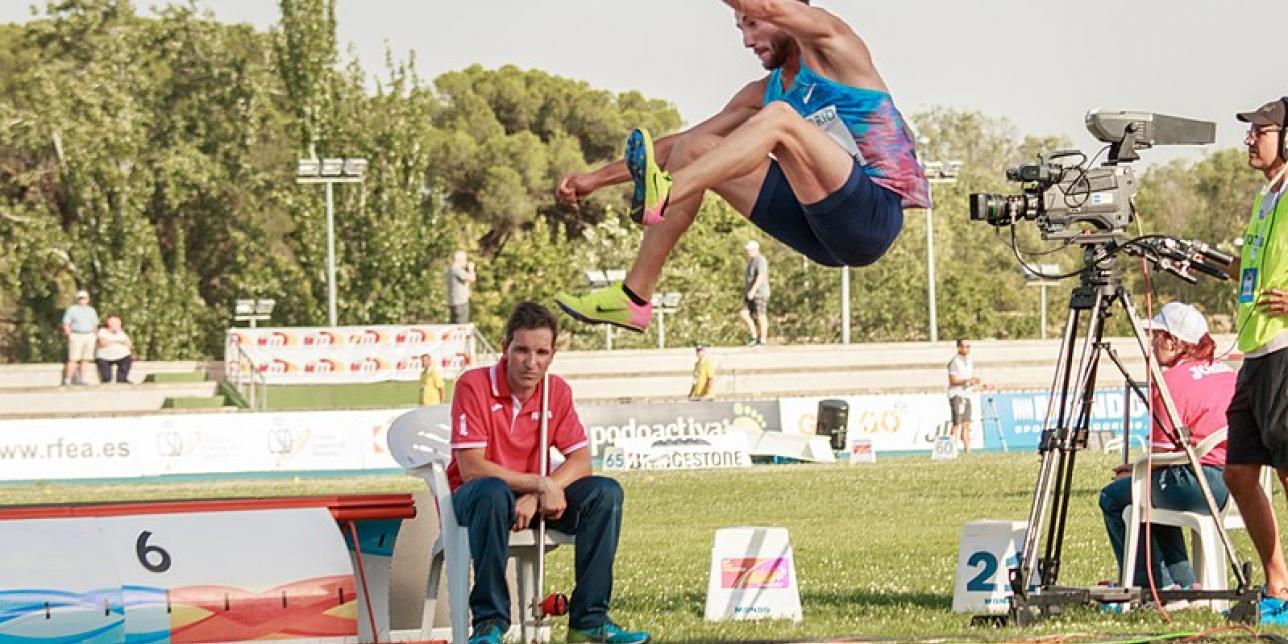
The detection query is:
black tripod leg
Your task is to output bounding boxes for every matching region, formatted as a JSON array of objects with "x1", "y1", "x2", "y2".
[{"x1": 1015, "y1": 304, "x2": 1083, "y2": 597}]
